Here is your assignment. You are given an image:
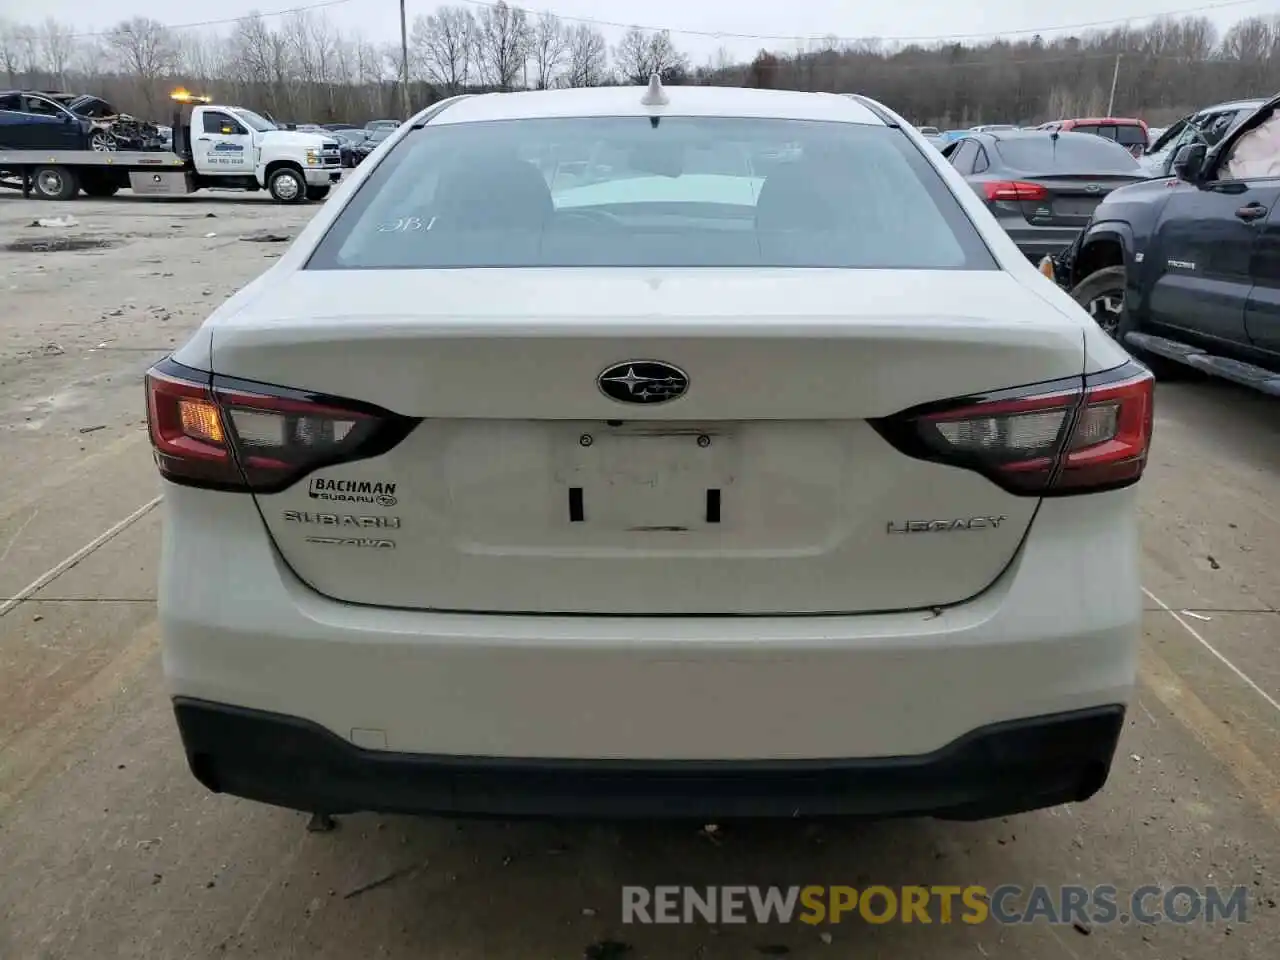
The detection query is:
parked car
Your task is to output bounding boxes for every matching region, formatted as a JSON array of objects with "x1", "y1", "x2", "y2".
[
  {"x1": 1139, "y1": 99, "x2": 1267, "y2": 178},
  {"x1": 323, "y1": 122, "x2": 360, "y2": 131},
  {"x1": 940, "y1": 129, "x2": 1147, "y2": 260},
  {"x1": 365, "y1": 119, "x2": 400, "y2": 132},
  {"x1": 1034, "y1": 117, "x2": 1149, "y2": 158},
  {"x1": 940, "y1": 129, "x2": 969, "y2": 142},
  {"x1": 147, "y1": 83, "x2": 1150, "y2": 823},
  {"x1": 969, "y1": 124, "x2": 1018, "y2": 133},
  {"x1": 352, "y1": 126, "x2": 392, "y2": 161},
  {"x1": 1047, "y1": 92, "x2": 1280, "y2": 395},
  {"x1": 917, "y1": 125, "x2": 940, "y2": 136},
  {"x1": 0, "y1": 90, "x2": 162, "y2": 151},
  {"x1": 331, "y1": 127, "x2": 371, "y2": 166}
]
